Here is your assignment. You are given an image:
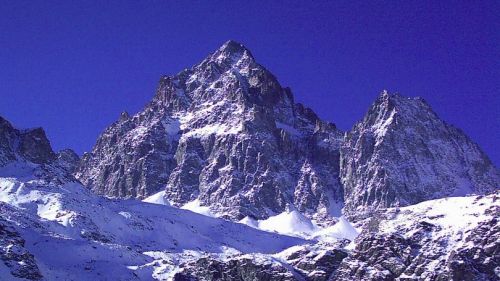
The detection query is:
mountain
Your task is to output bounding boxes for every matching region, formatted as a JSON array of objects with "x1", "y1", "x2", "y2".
[
  {"x1": 0, "y1": 175, "x2": 313, "y2": 280},
  {"x1": 0, "y1": 115, "x2": 361, "y2": 281},
  {"x1": 76, "y1": 41, "x2": 498, "y2": 222},
  {"x1": 0, "y1": 116, "x2": 79, "y2": 184},
  {"x1": 1, "y1": 122, "x2": 497, "y2": 281},
  {"x1": 340, "y1": 91, "x2": 499, "y2": 219},
  {"x1": 76, "y1": 40, "x2": 344, "y2": 222},
  {"x1": 2, "y1": 157, "x2": 498, "y2": 281},
  {"x1": 0, "y1": 116, "x2": 309, "y2": 280}
]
